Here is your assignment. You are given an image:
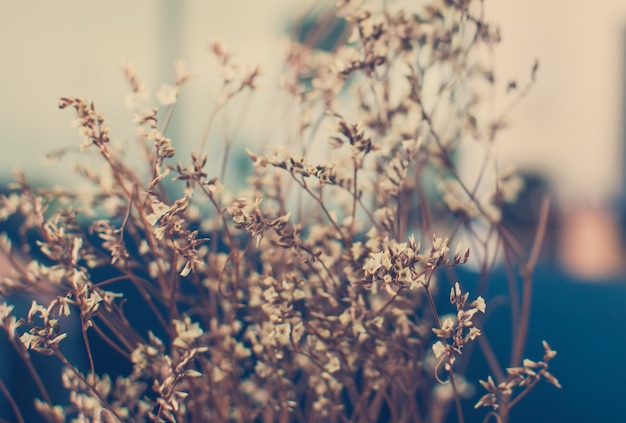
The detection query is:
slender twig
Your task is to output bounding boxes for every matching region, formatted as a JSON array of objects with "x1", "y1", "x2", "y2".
[
  {"x1": 80, "y1": 318, "x2": 96, "y2": 382},
  {"x1": 89, "y1": 321, "x2": 132, "y2": 360},
  {"x1": 159, "y1": 104, "x2": 176, "y2": 135},
  {"x1": 0, "y1": 376, "x2": 25, "y2": 423},
  {"x1": 448, "y1": 370, "x2": 465, "y2": 423},
  {"x1": 511, "y1": 196, "x2": 550, "y2": 367},
  {"x1": 477, "y1": 332, "x2": 505, "y2": 383},
  {"x1": 9, "y1": 339, "x2": 52, "y2": 404},
  {"x1": 54, "y1": 349, "x2": 124, "y2": 423}
]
